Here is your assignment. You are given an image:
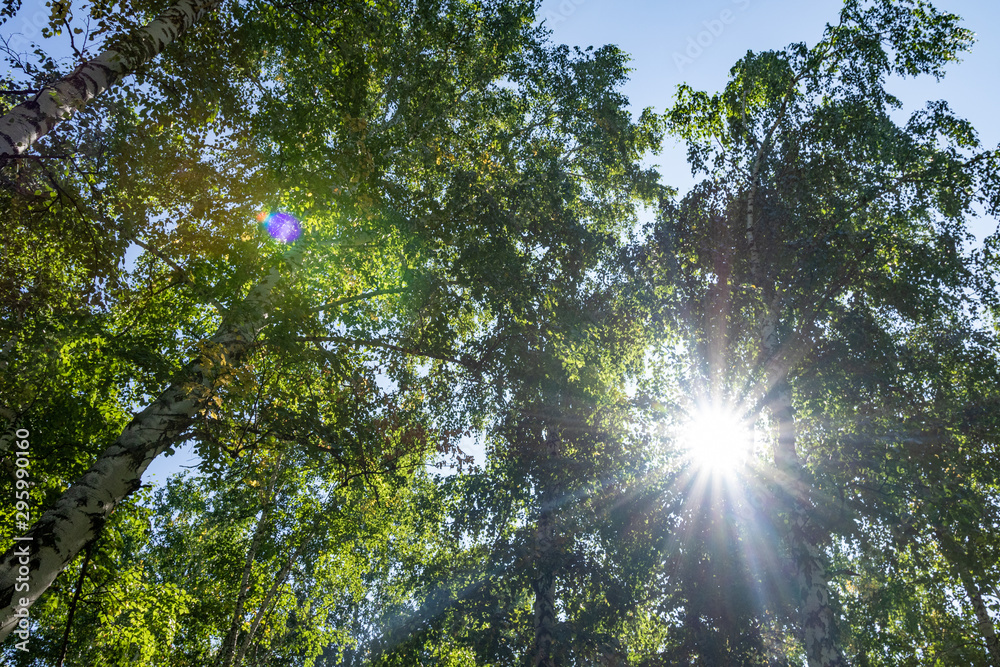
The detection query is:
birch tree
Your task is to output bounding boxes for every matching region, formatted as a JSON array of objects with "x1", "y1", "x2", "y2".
[
  {"x1": 658, "y1": 0, "x2": 1000, "y2": 664},
  {"x1": 344, "y1": 38, "x2": 665, "y2": 667},
  {"x1": 0, "y1": 0, "x2": 545, "y2": 639},
  {"x1": 0, "y1": 0, "x2": 667, "y2": 646},
  {"x1": 821, "y1": 322, "x2": 1000, "y2": 665},
  {"x1": 0, "y1": 247, "x2": 297, "y2": 639},
  {"x1": 4, "y1": 0, "x2": 1000, "y2": 663},
  {"x1": 0, "y1": 0, "x2": 222, "y2": 158}
]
